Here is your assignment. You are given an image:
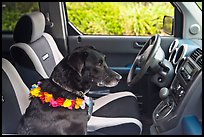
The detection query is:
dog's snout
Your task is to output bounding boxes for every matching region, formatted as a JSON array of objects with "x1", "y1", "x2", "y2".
[
  {"x1": 114, "y1": 72, "x2": 122, "y2": 80},
  {"x1": 116, "y1": 74, "x2": 122, "y2": 80}
]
